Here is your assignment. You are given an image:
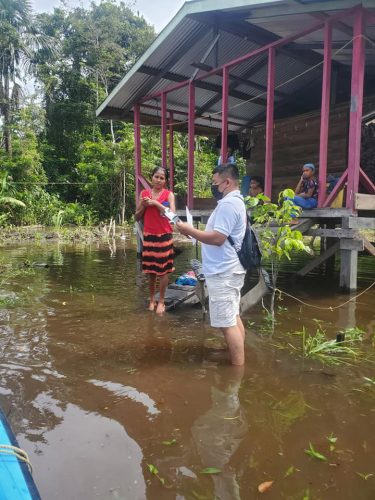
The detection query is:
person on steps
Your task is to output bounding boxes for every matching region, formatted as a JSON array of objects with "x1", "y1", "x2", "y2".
[{"x1": 289, "y1": 163, "x2": 318, "y2": 209}]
